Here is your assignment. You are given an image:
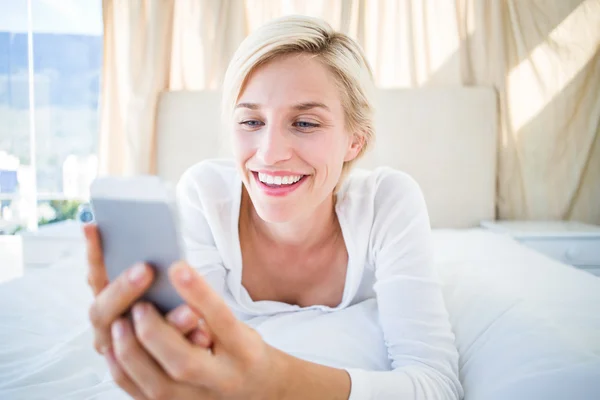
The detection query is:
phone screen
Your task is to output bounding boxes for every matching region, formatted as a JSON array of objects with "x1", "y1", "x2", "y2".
[{"x1": 91, "y1": 196, "x2": 185, "y2": 314}]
